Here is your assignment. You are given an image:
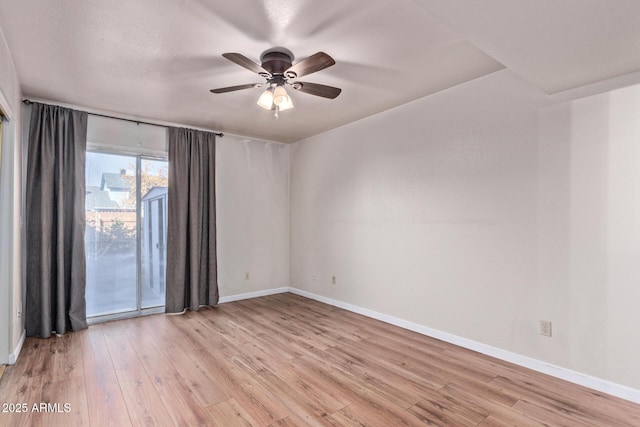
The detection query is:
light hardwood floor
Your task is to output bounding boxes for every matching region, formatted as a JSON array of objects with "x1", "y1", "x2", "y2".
[{"x1": 1, "y1": 293, "x2": 639, "y2": 426}]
